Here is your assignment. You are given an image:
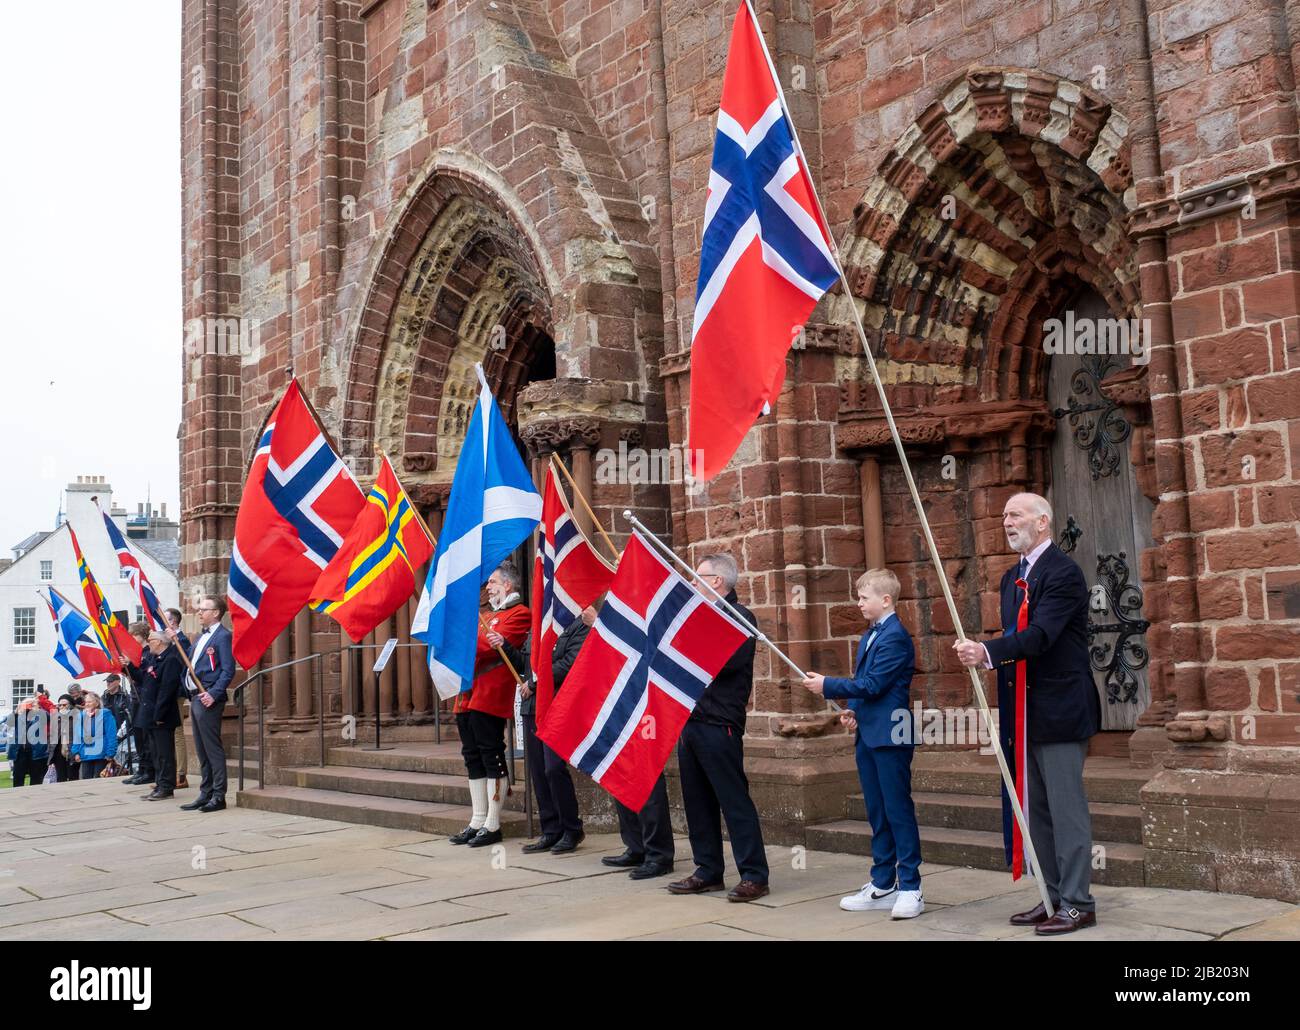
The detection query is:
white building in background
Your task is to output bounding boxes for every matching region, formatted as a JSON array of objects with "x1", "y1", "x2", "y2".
[{"x1": 0, "y1": 476, "x2": 179, "y2": 710}]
